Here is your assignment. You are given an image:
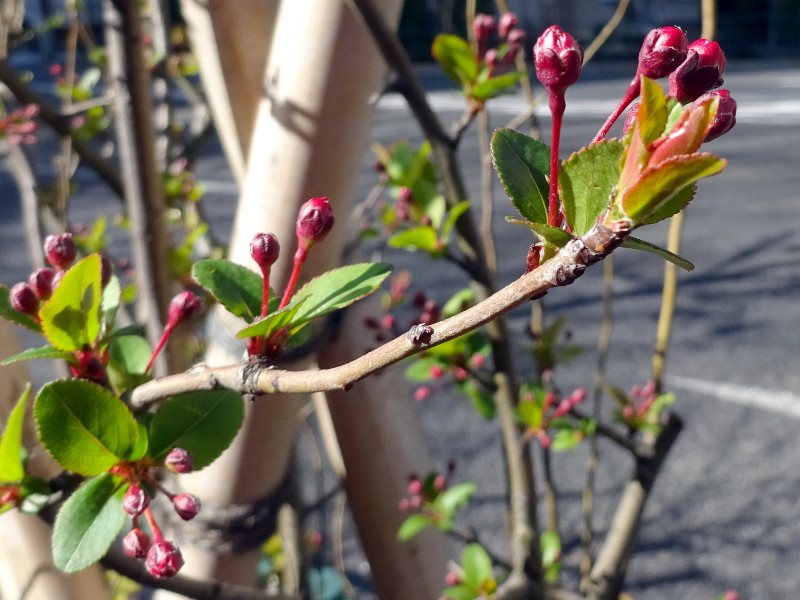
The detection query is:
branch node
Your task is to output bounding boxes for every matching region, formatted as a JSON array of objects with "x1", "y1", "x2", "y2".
[{"x1": 406, "y1": 323, "x2": 434, "y2": 346}]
